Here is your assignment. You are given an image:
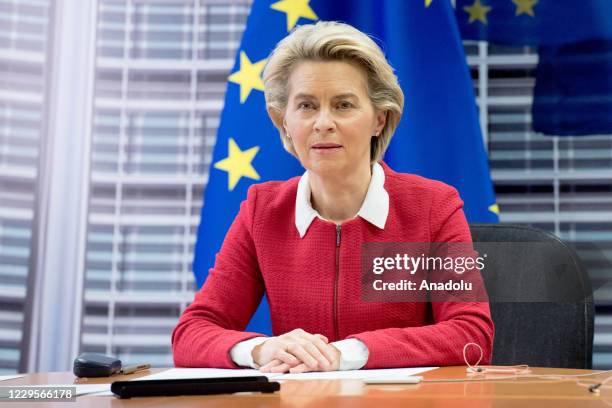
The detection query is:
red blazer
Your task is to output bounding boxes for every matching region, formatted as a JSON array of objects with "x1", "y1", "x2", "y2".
[{"x1": 172, "y1": 162, "x2": 494, "y2": 368}]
